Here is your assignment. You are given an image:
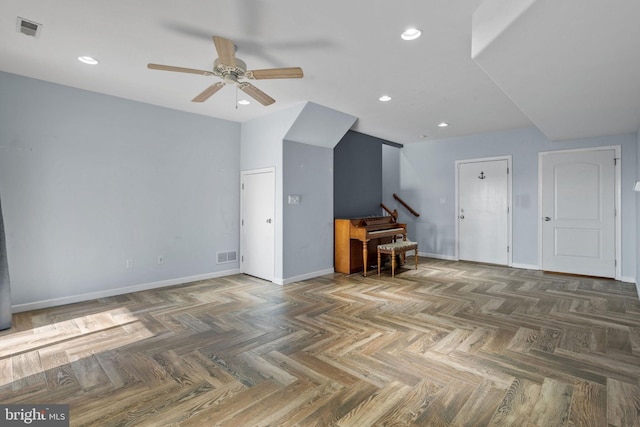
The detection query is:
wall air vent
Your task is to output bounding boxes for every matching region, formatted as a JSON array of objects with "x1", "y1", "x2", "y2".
[
  {"x1": 216, "y1": 250, "x2": 238, "y2": 264},
  {"x1": 17, "y1": 17, "x2": 42, "y2": 37}
]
